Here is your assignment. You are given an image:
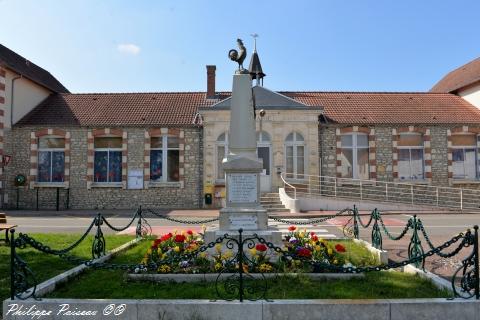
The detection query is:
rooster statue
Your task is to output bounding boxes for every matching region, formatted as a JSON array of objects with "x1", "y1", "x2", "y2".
[{"x1": 228, "y1": 39, "x2": 247, "y2": 72}]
